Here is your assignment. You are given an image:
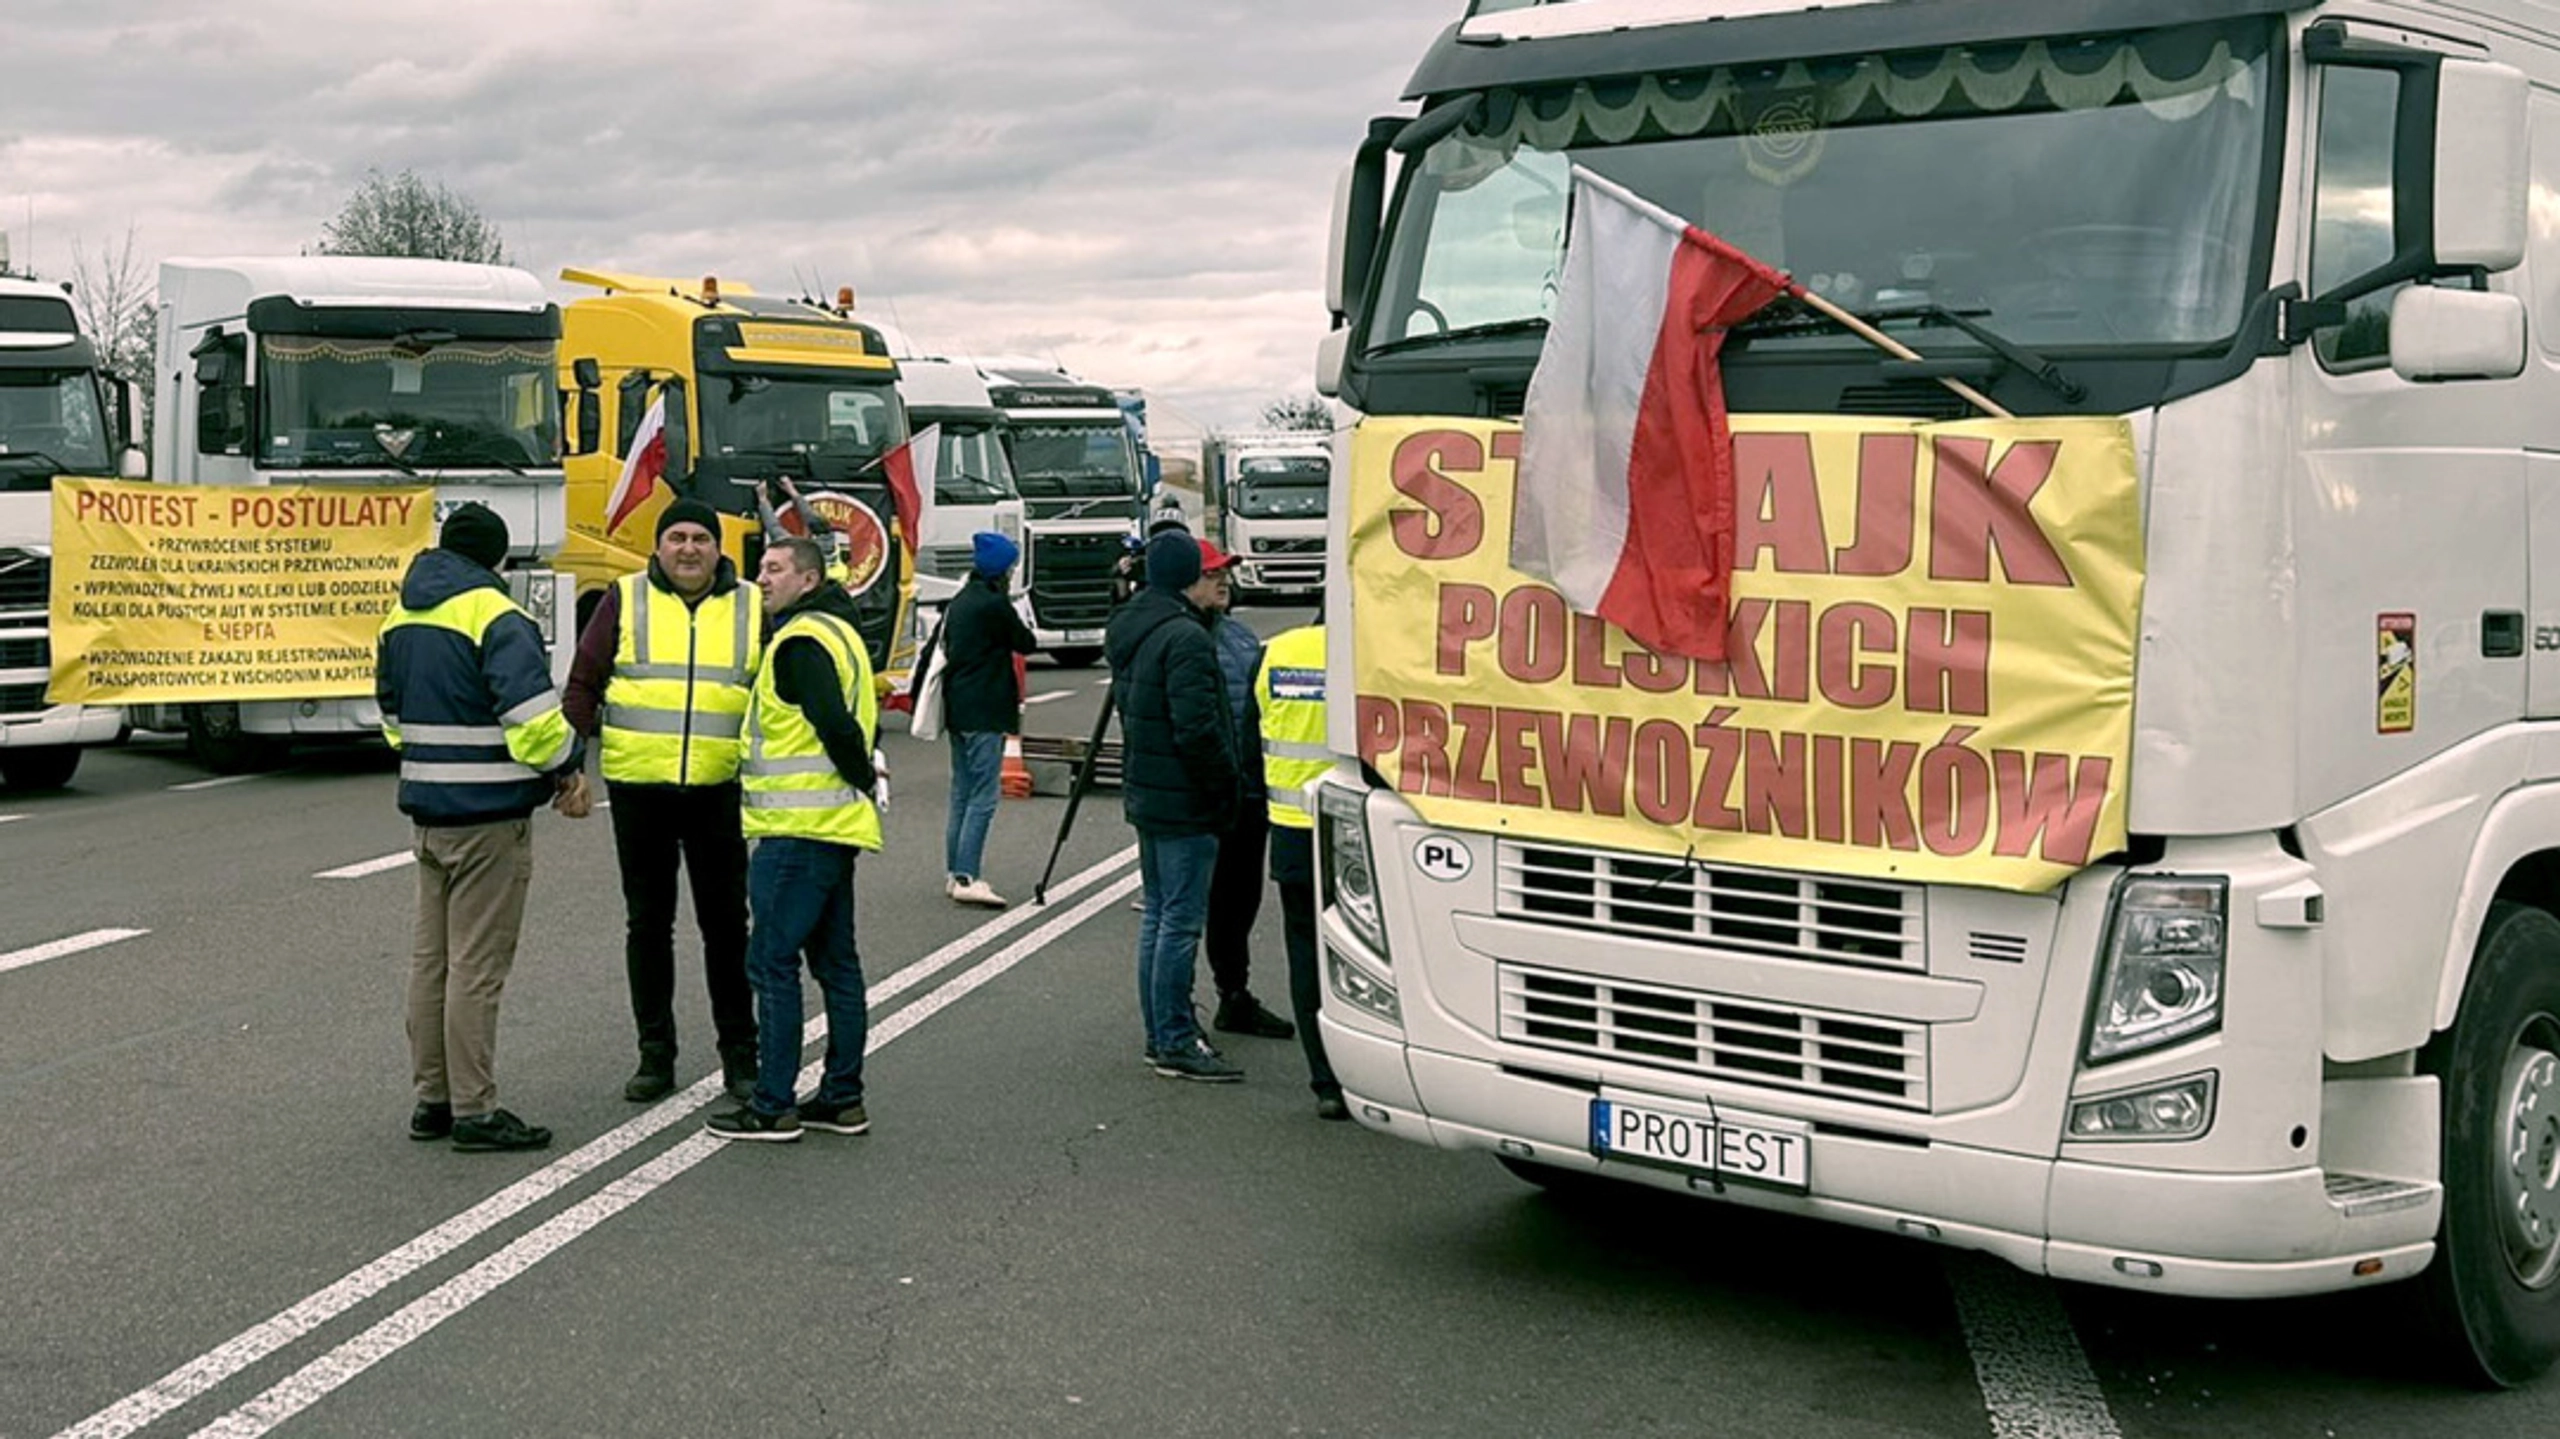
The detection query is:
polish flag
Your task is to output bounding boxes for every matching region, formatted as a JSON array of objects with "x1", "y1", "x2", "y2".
[
  {"x1": 605, "y1": 392, "x2": 669, "y2": 534},
  {"x1": 1513, "y1": 169, "x2": 1800, "y2": 663},
  {"x1": 875, "y1": 422, "x2": 941, "y2": 553}
]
